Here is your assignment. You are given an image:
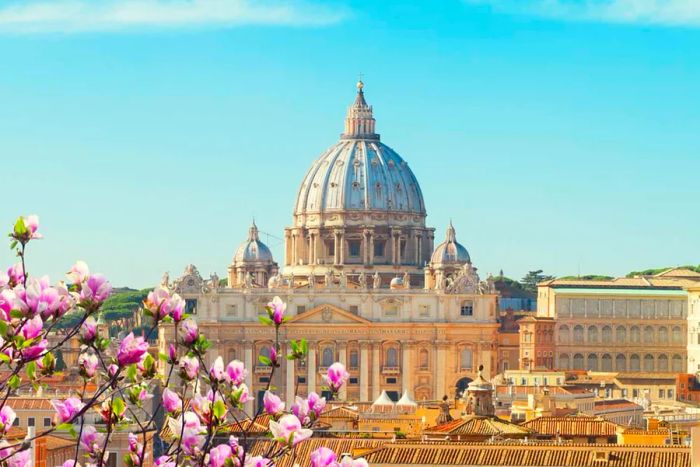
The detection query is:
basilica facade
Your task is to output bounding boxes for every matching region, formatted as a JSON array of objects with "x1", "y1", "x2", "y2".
[{"x1": 162, "y1": 82, "x2": 499, "y2": 408}]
